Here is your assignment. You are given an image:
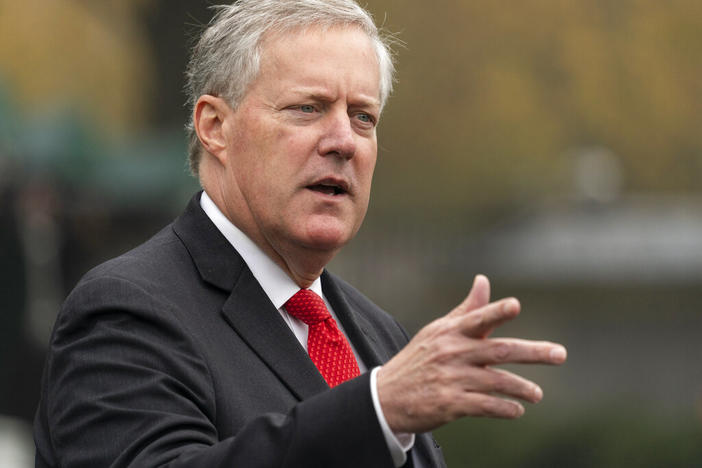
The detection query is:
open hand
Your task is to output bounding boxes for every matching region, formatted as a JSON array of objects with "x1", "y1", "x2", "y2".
[{"x1": 377, "y1": 275, "x2": 567, "y2": 433}]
